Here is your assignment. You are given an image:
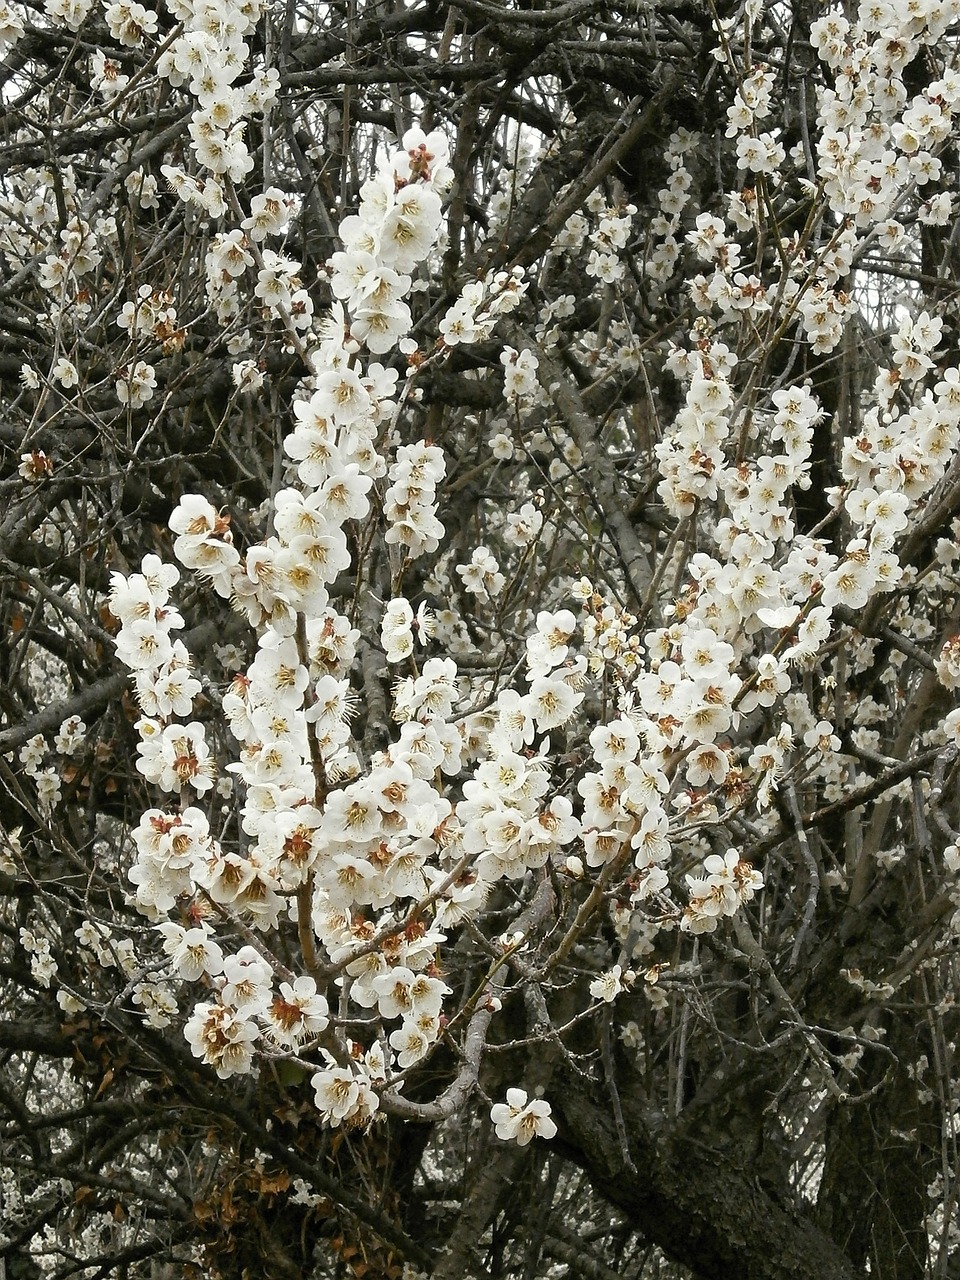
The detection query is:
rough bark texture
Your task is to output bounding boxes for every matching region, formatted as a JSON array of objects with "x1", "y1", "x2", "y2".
[{"x1": 555, "y1": 1065, "x2": 862, "y2": 1280}]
